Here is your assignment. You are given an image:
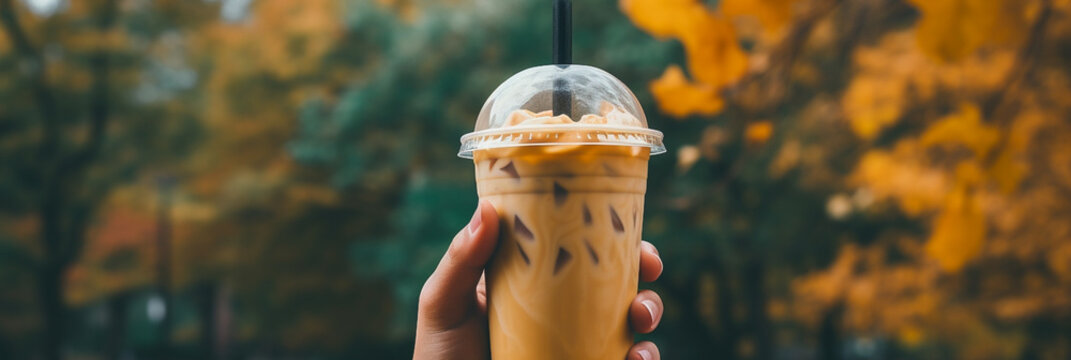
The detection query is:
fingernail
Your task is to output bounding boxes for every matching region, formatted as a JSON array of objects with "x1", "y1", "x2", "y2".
[
  {"x1": 468, "y1": 204, "x2": 483, "y2": 236},
  {"x1": 642, "y1": 300, "x2": 659, "y2": 327},
  {"x1": 643, "y1": 241, "x2": 659, "y2": 256},
  {"x1": 637, "y1": 349, "x2": 652, "y2": 360},
  {"x1": 644, "y1": 243, "x2": 664, "y2": 271}
]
